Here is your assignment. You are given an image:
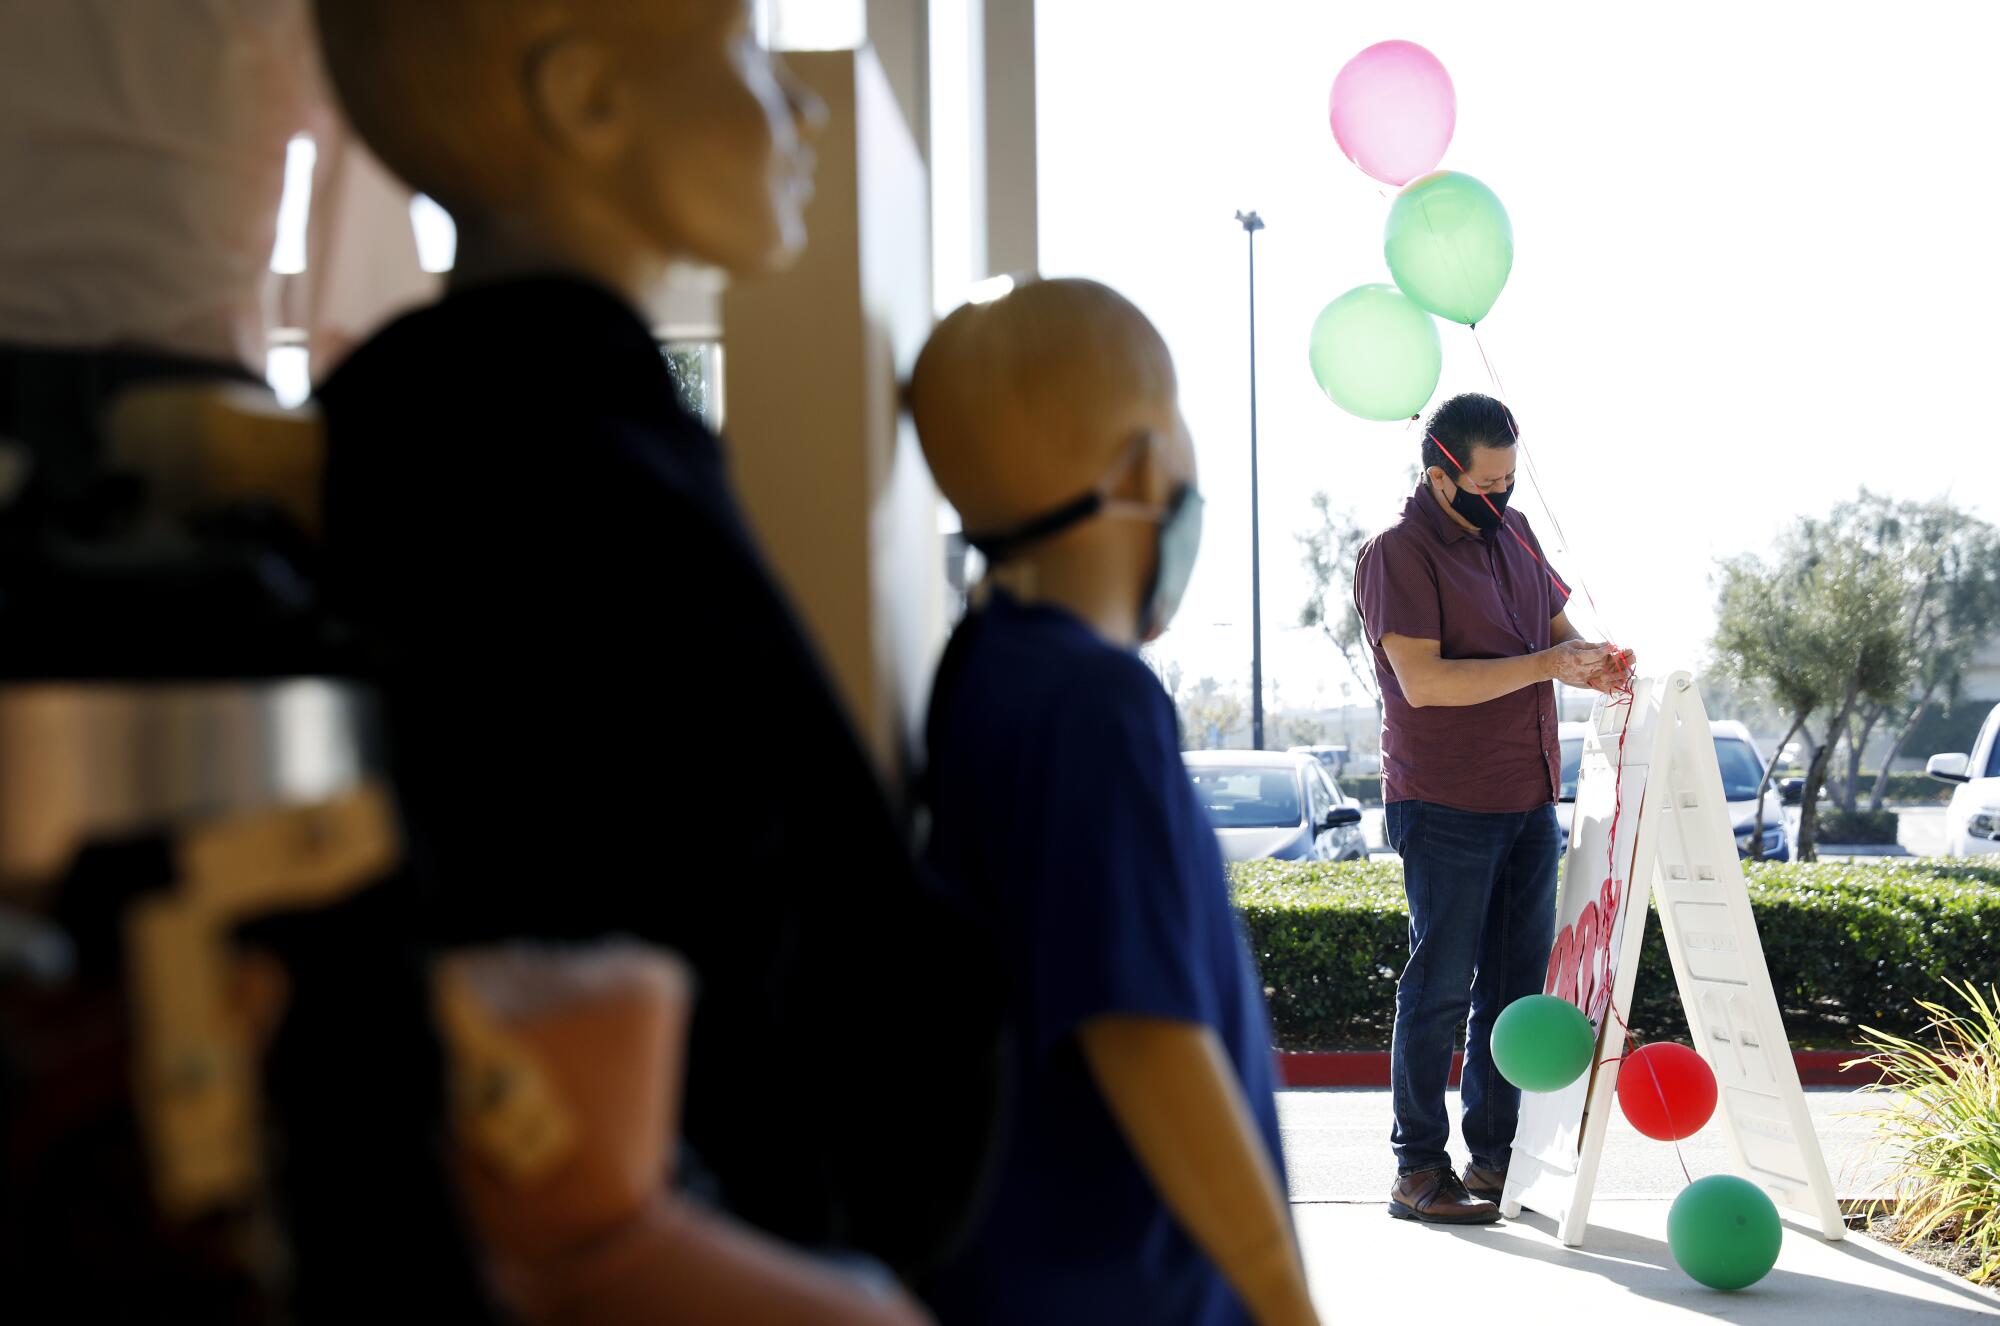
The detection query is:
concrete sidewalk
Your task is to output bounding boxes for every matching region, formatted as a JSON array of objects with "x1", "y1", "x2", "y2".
[
  {"x1": 1295, "y1": 1199, "x2": 1999, "y2": 1322},
  {"x1": 1283, "y1": 1088, "x2": 2000, "y2": 1320},
  {"x1": 1278, "y1": 1087, "x2": 1899, "y2": 1201}
]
